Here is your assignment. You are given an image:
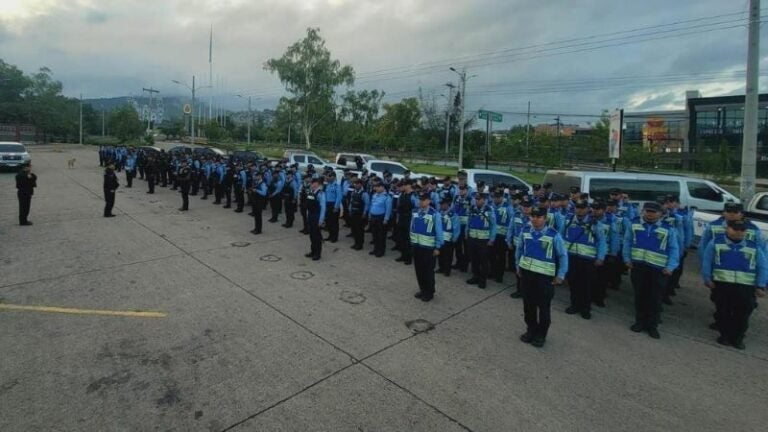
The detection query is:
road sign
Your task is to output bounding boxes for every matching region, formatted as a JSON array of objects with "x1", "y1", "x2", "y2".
[
  {"x1": 479, "y1": 109, "x2": 502, "y2": 122},
  {"x1": 183, "y1": 104, "x2": 192, "y2": 114}
]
